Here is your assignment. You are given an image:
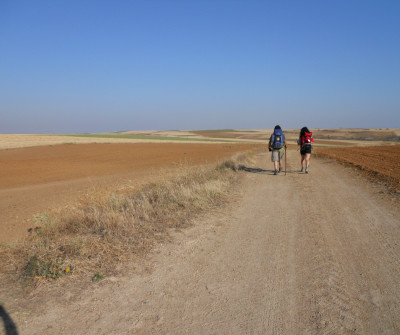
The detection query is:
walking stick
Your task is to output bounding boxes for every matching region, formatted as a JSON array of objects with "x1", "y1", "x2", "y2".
[{"x1": 285, "y1": 146, "x2": 287, "y2": 176}]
